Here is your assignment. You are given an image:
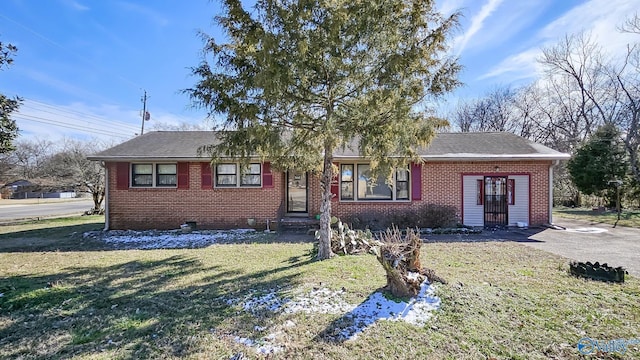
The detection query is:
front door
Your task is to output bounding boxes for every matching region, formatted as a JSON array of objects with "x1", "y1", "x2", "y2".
[
  {"x1": 287, "y1": 171, "x2": 308, "y2": 214},
  {"x1": 484, "y1": 176, "x2": 508, "y2": 227}
]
